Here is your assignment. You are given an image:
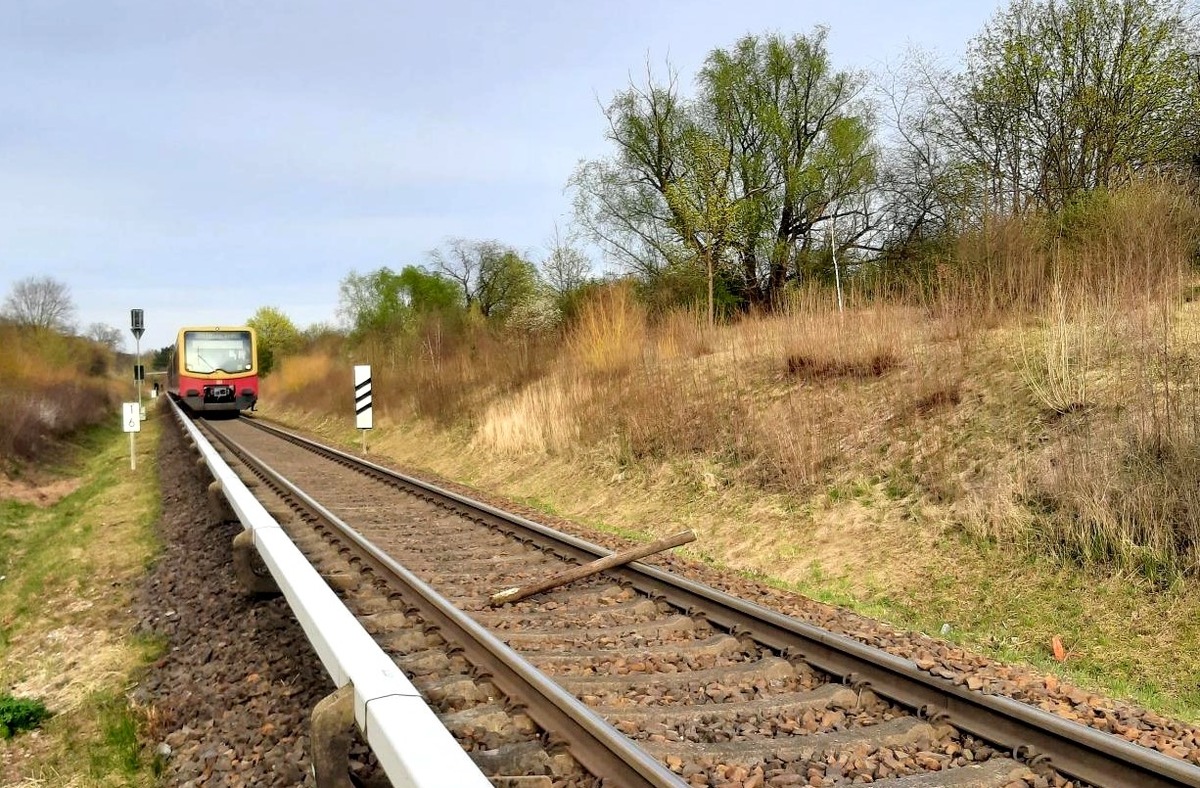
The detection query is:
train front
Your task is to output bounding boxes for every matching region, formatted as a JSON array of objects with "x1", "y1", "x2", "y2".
[{"x1": 174, "y1": 327, "x2": 258, "y2": 412}]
